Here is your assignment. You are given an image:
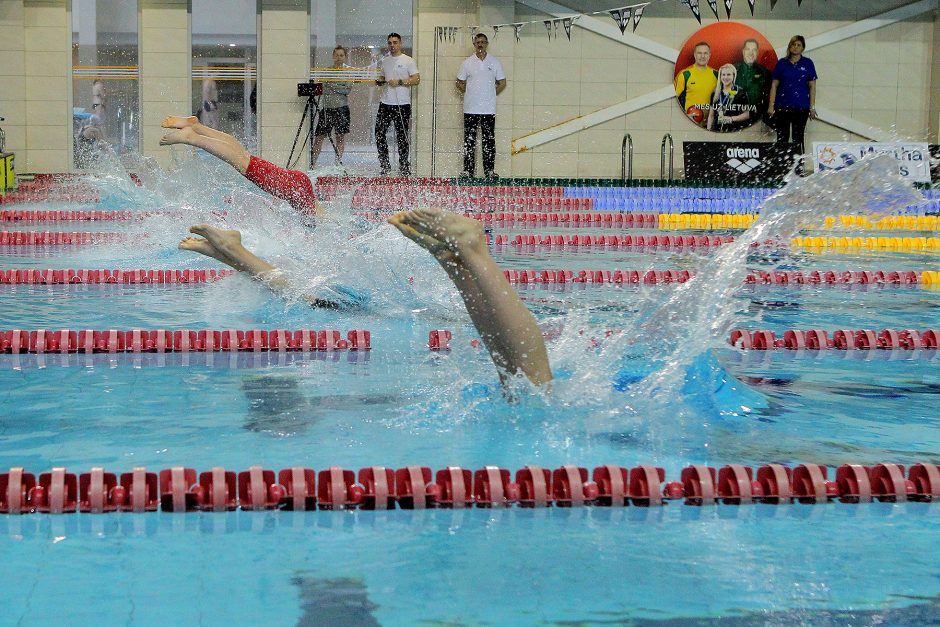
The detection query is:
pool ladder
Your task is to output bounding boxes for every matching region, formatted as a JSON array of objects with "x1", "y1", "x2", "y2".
[
  {"x1": 621, "y1": 133, "x2": 633, "y2": 181},
  {"x1": 660, "y1": 133, "x2": 674, "y2": 180}
]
